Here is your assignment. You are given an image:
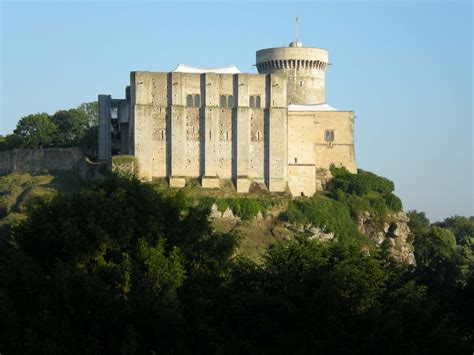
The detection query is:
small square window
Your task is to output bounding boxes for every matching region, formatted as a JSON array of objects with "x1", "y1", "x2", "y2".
[{"x1": 325, "y1": 129, "x2": 334, "y2": 142}]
